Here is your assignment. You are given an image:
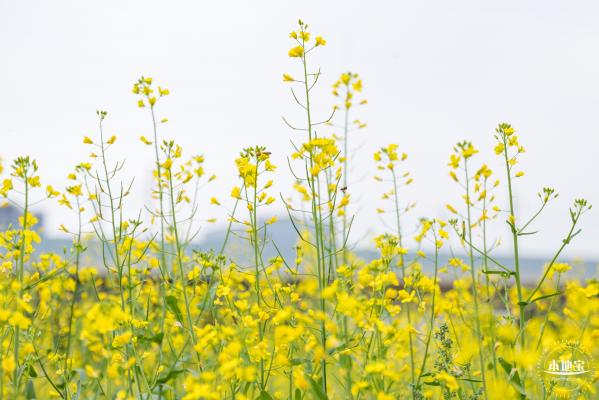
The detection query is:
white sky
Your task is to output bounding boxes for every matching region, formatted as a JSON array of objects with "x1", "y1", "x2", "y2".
[{"x1": 1, "y1": 0, "x2": 598, "y2": 258}]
